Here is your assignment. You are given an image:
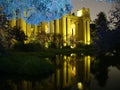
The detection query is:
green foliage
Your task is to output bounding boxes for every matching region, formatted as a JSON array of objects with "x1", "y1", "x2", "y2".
[
  {"x1": 109, "y1": 3, "x2": 120, "y2": 30},
  {"x1": 92, "y1": 12, "x2": 110, "y2": 54},
  {"x1": 93, "y1": 10, "x2": 120, "y2": 55},
  {"x1": 12, "y1": 42, "x2": 25, "y2": 51},
  {"x1": 49, "y1": 41, "x2": 57, "y2": 49},
  {"x1": 0, "y1": 52, "x2": 54, "y2": 76},
  {"x1": 0, "y1": 43, "x2": 6, "y2": 56},
  {"x1": 0, "y1": 11, "x2": 12, "y2": 48},
  {"x1": 62, "y1": 45, "x2": 71, "y2": 49},
  {"x1": 12, "y1": 42, "x2": 44, "y2": 52},
  {"x1": 10, "y1": 26, "x2": 27, "y2": 44},
  {"x1": 0, "y1": 11, "x2": 10, "y2": 31},
  {"x1": 51, "y1": 34, "x2": 63, "y2": 48},
  {"x1": 90, "y1": 23, "x2": 96, "y2": 38},
  {"x1": 94, "y1": 12, "x2": 108, "y2": 28},
  {"x1": 76, "y1": 42, "x2": 86, "y2": 48},
  {"x1": 35, "y1": 31, "x2": 49, "y2": 47}
]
